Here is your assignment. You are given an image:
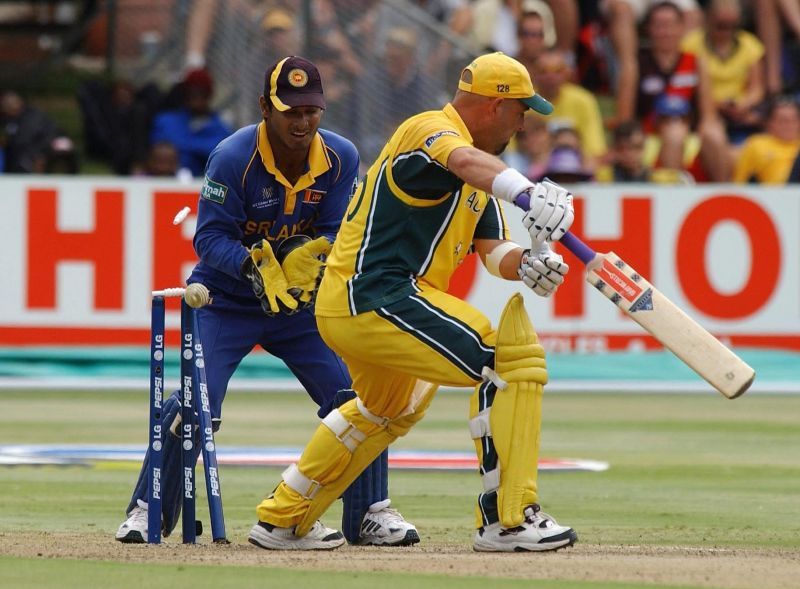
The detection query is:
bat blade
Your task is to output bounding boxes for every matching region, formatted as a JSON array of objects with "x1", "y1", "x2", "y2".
[
  {"x1": 584, "y1": 251, "x2": 755, "y2": 399},
  {"x1": 510, "y1": 193, "x2": 755, "y2": 398}
]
